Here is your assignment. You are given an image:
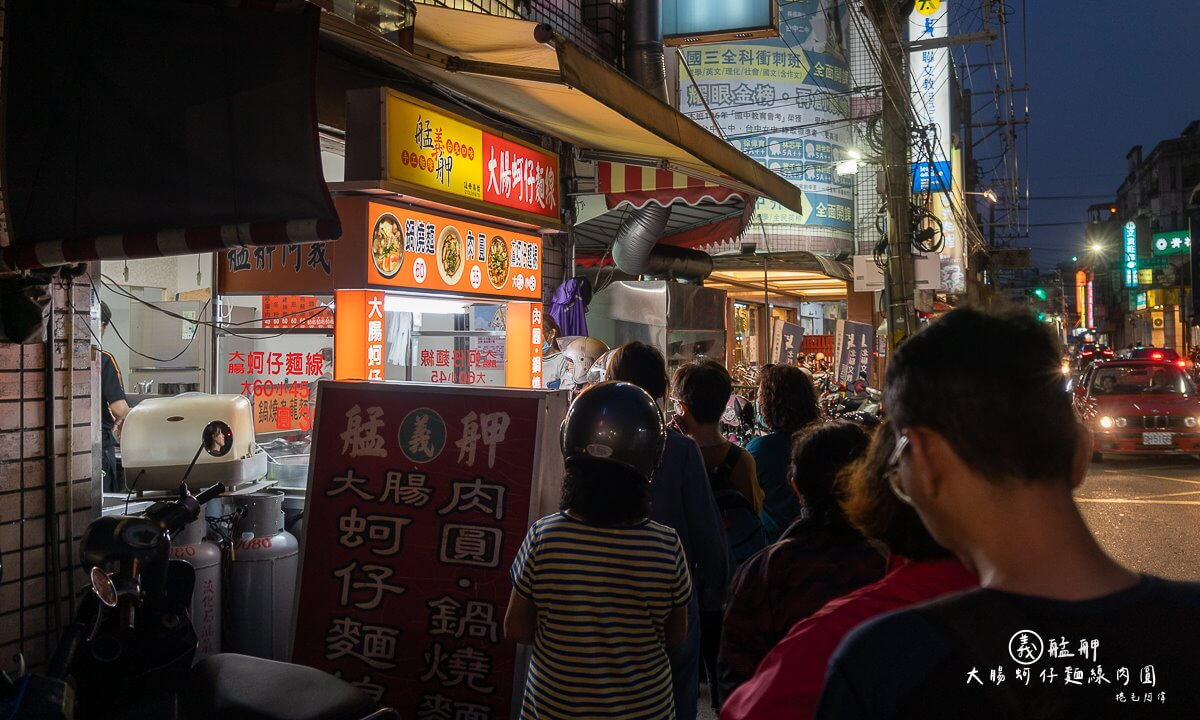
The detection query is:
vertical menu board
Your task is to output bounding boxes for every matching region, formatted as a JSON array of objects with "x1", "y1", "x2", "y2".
[{"x1": 293, "y1": 382, "x2": 553, "y2": 719}]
